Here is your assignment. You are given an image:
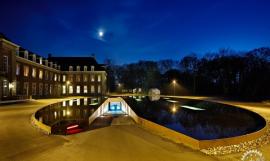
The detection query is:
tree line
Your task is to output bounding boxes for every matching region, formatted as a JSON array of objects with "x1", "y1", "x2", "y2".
[{"x1": 106, "y1": 47, "x2": 270, "y2": 100}]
